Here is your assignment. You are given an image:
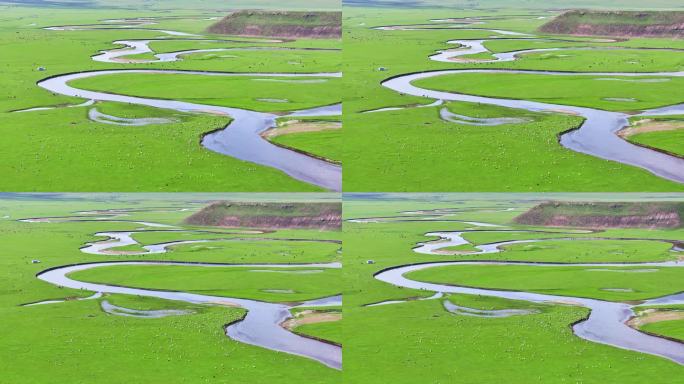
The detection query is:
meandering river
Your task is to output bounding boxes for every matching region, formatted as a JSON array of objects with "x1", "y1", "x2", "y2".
[
  {"x1": 354, "y1": 209, "x2": 684, "y2": 365},
  {"x1": 38, "y1": 21, "x2": 342, "y2": 190},
  {"x1": 23, "y1": 212, "x2": 342, "y2": 369},
  {"x1": 374, "y1": 21, "x2": 684, "y2": 184}
]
